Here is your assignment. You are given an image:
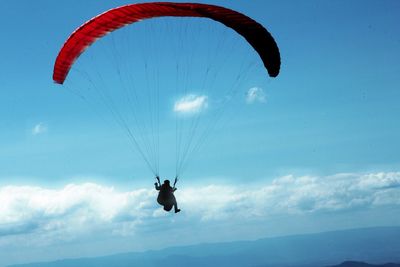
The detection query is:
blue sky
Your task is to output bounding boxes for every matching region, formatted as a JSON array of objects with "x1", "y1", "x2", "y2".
[{"x1": 0, "y1": 0, "x2": 400, "y2": 266}]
